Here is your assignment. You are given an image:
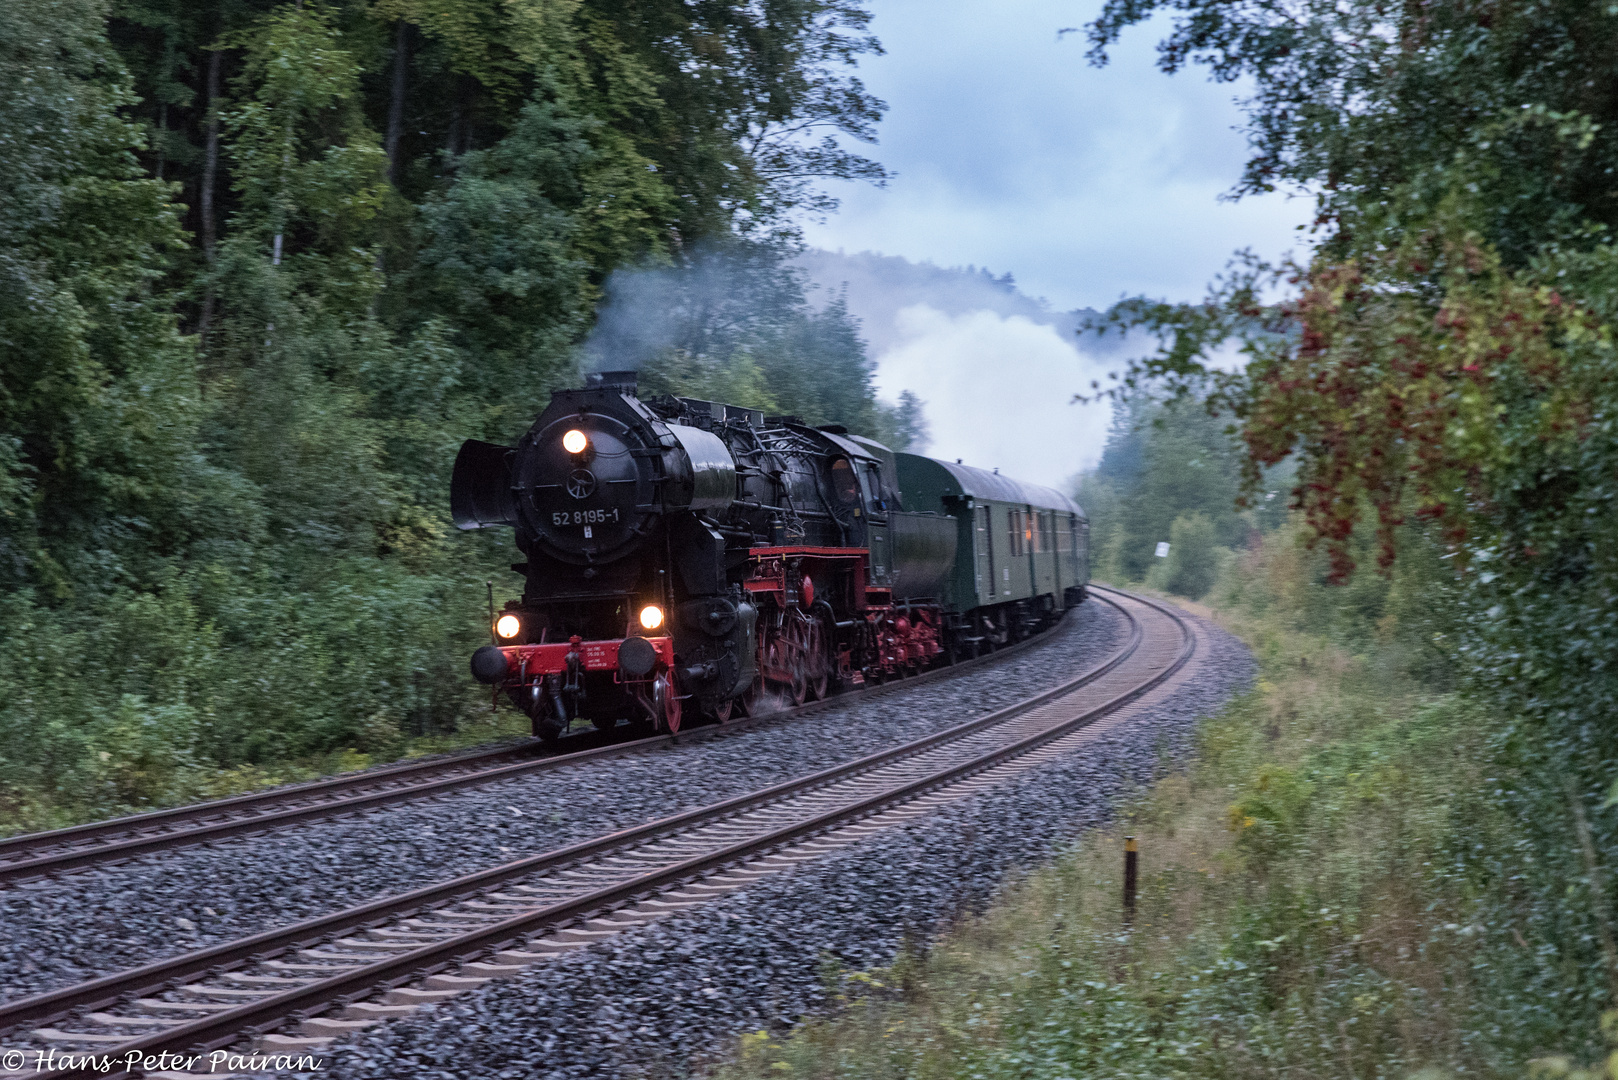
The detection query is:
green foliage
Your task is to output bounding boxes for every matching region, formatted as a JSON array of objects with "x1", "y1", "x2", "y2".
[
  {"x1": 411, "y1": 93, "x2": 596, "y2": 409},
  {"x1": 224, "y1": 4, "x2": 387, "y2": 259},
  {"x1": 640, "y1": 350, "x2": 781, "y2": 416},
  {"x1": 0, "y1": 0, "x2": 892, "y2": 827},
  {"x1": 370, "y1": 0, "x2": 521, "y2": 101},
  {"x1": 874, "y1": 389, "x2": 929, "y2": 453},
  {"x1": 0, "y1": 568, "x2": 526, "y2": 832},
  {"x1": 0, "y1": 0, "x2": 204, "y2": 597},
  {"x1": 716, "y1": 538, "x2": 1509, "y2": 1079},
  {"x1": 607, "y1": 243, "x2": 902, "y2": 438},
  {"x1": 1086, "y1": 0, "x2": 1618, "y2": 269},
  {"x1": 1151, "y1": 510, "x2": 1221, "y2": 599},
  {"x1": 1078, "y1": 0, "x2": 1618, "y2": 1055},
  {"x1": 1077, "y1": 394, "x2": 1251, "y2": 590}
]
